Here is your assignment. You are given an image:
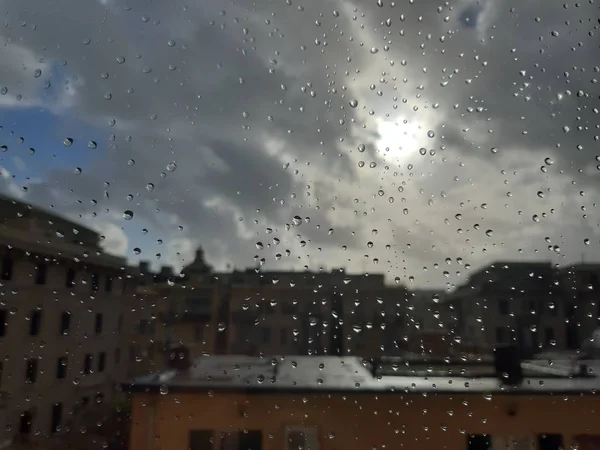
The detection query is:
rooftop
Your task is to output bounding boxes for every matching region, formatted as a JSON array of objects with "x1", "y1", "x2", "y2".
[{"x1": 123, "y1": 354, "x2": 600, "y2": 395}]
